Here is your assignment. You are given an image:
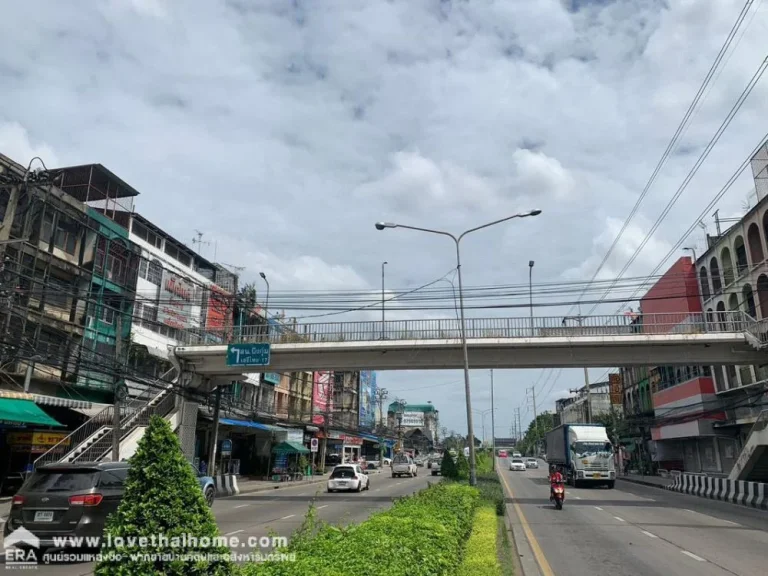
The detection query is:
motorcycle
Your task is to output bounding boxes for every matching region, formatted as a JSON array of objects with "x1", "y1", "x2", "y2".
[{"x1": 550, "y1": 483, "x2": 565, "y2": 510}]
